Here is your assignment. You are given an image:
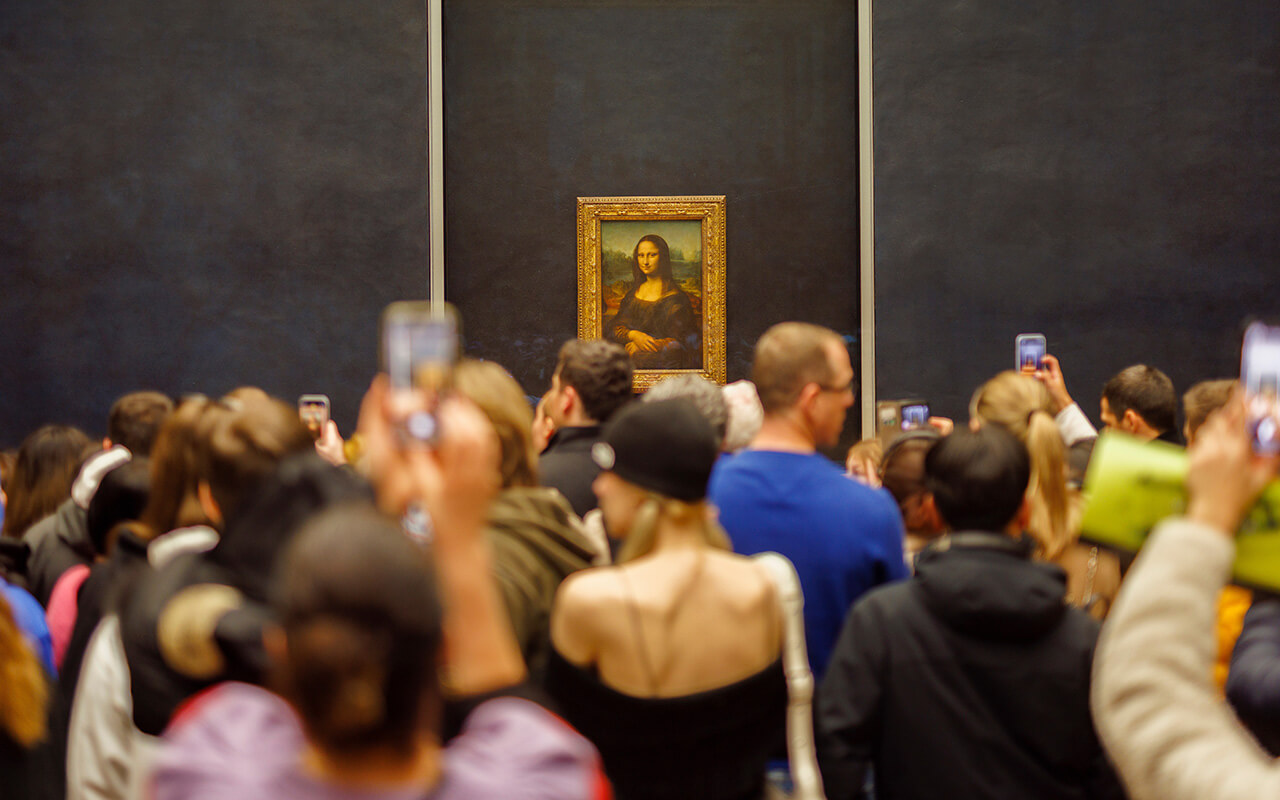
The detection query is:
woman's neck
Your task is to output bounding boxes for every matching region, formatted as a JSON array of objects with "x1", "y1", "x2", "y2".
[{"x1": 301, "y1": 734, "x2": 442, "y2": 790}]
